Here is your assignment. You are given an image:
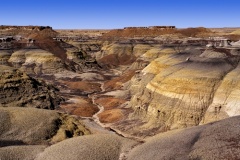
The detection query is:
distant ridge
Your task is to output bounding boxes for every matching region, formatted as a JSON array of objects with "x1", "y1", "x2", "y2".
[{"x1": 101, "y1": 26, "x2": 213, "y2": 39}]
